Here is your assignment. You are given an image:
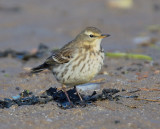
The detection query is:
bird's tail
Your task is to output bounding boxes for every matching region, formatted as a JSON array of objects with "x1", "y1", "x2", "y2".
[{"x1": 31, "y1": 63, "x2": 49, "y2": 73}]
